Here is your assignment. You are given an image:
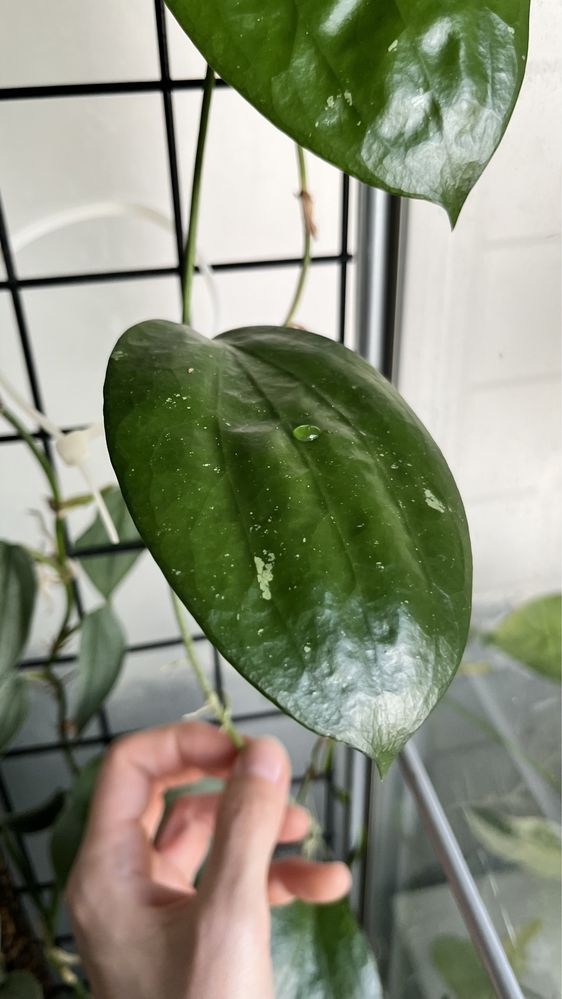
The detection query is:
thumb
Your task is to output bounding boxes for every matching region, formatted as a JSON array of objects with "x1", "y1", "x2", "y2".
[{"x1": 197, "y1": 737, "x2": 290, "y2": 907}]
